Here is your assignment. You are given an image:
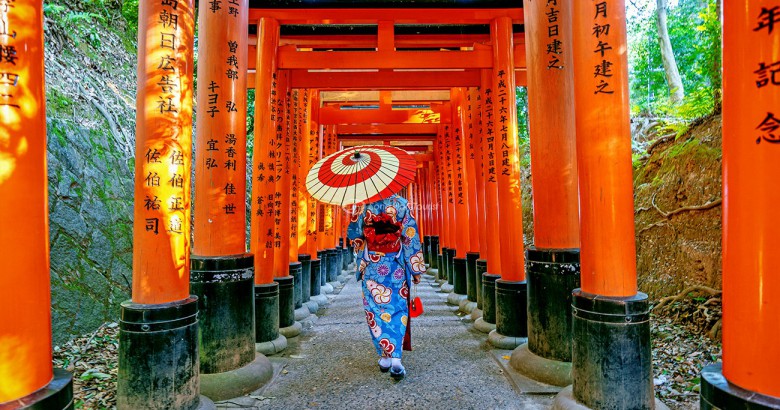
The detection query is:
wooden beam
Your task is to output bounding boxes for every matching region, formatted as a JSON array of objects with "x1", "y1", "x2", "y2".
[
  {"x1": 338, "y1": 123, "x2": 439, "y2": 135},
  {"x1": 277, "y1": 47, "x2": 493, "y2": 70},
  {"x1": 289, "y1": 69, "x2": 480, "y2": 89},
  {"x1": 248, "y1": 8, "x2": 523, "y2": 25},
  {"x1": 319, "y1": 106, "x2": 439, "y2": 125}
]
